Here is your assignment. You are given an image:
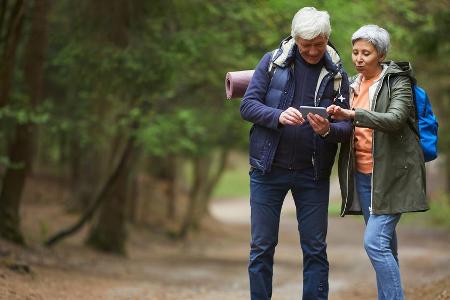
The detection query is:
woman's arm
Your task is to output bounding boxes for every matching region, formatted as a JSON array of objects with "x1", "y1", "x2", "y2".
[
  {"x1": 327, "y1": 75, "x2": 413, "y2": 133},
  {"x1": 353, "y1": 75, "x2": 413, "y2": 132}
]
